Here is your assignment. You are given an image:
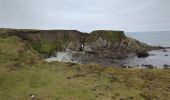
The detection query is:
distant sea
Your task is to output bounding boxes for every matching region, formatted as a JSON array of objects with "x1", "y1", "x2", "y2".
[
  {"x1": 120, "y1": 31, "x2": 170, "y2": 68},
  {"x1": 125, "y1": 31, "x2": 170, "y2": 47}
]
